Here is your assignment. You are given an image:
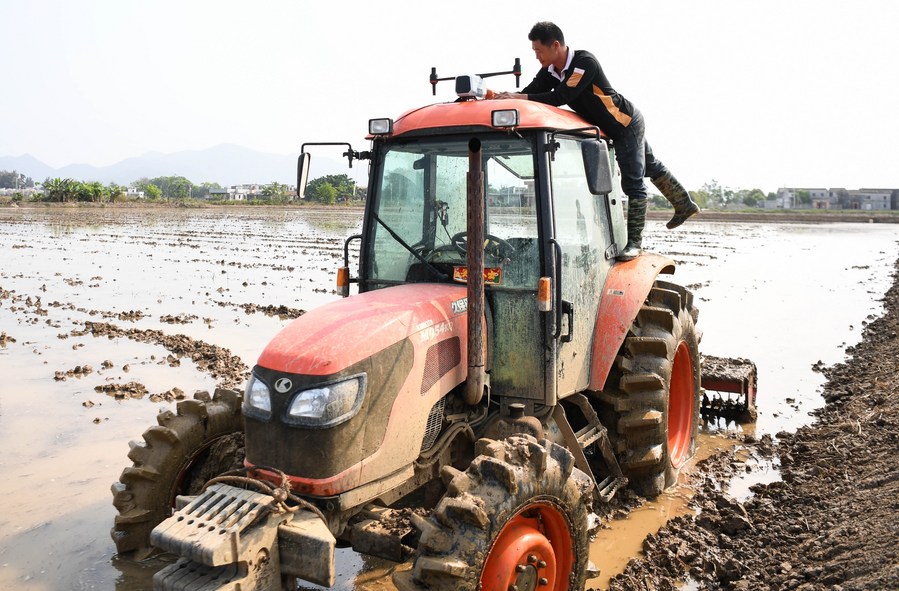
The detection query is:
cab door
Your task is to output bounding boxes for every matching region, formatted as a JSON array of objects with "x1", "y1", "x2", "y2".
[{"x1": 550, "y1": 137, "x2": 615, "y2": 397}]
